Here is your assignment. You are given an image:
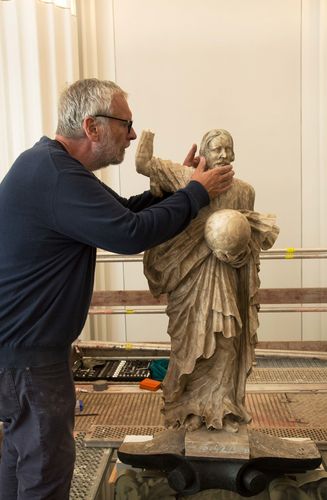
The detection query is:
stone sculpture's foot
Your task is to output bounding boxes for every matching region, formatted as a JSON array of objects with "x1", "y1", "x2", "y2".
[
  {"x1": 184, "y1": 414, "x2": 203, "y2": 432},
  {"x1": 223, "y1": 414, "x2": 239, "y2": 433}
]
